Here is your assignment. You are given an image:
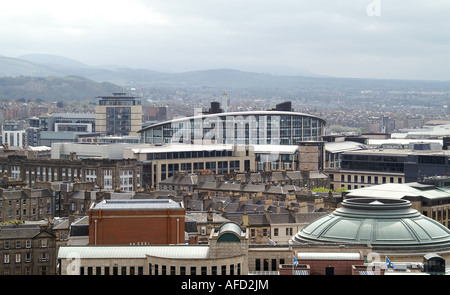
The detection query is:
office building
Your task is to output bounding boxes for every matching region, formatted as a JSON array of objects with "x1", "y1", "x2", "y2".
[
  {"x1": 95, "y1": 92, "x2": 142, "y2": 137},
  {"x1": 325, "y1": 143, "x2": 450, "y2": 190},
  {"x1": 138, "y1": 101, "x2": 326, "y2": 146}
]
